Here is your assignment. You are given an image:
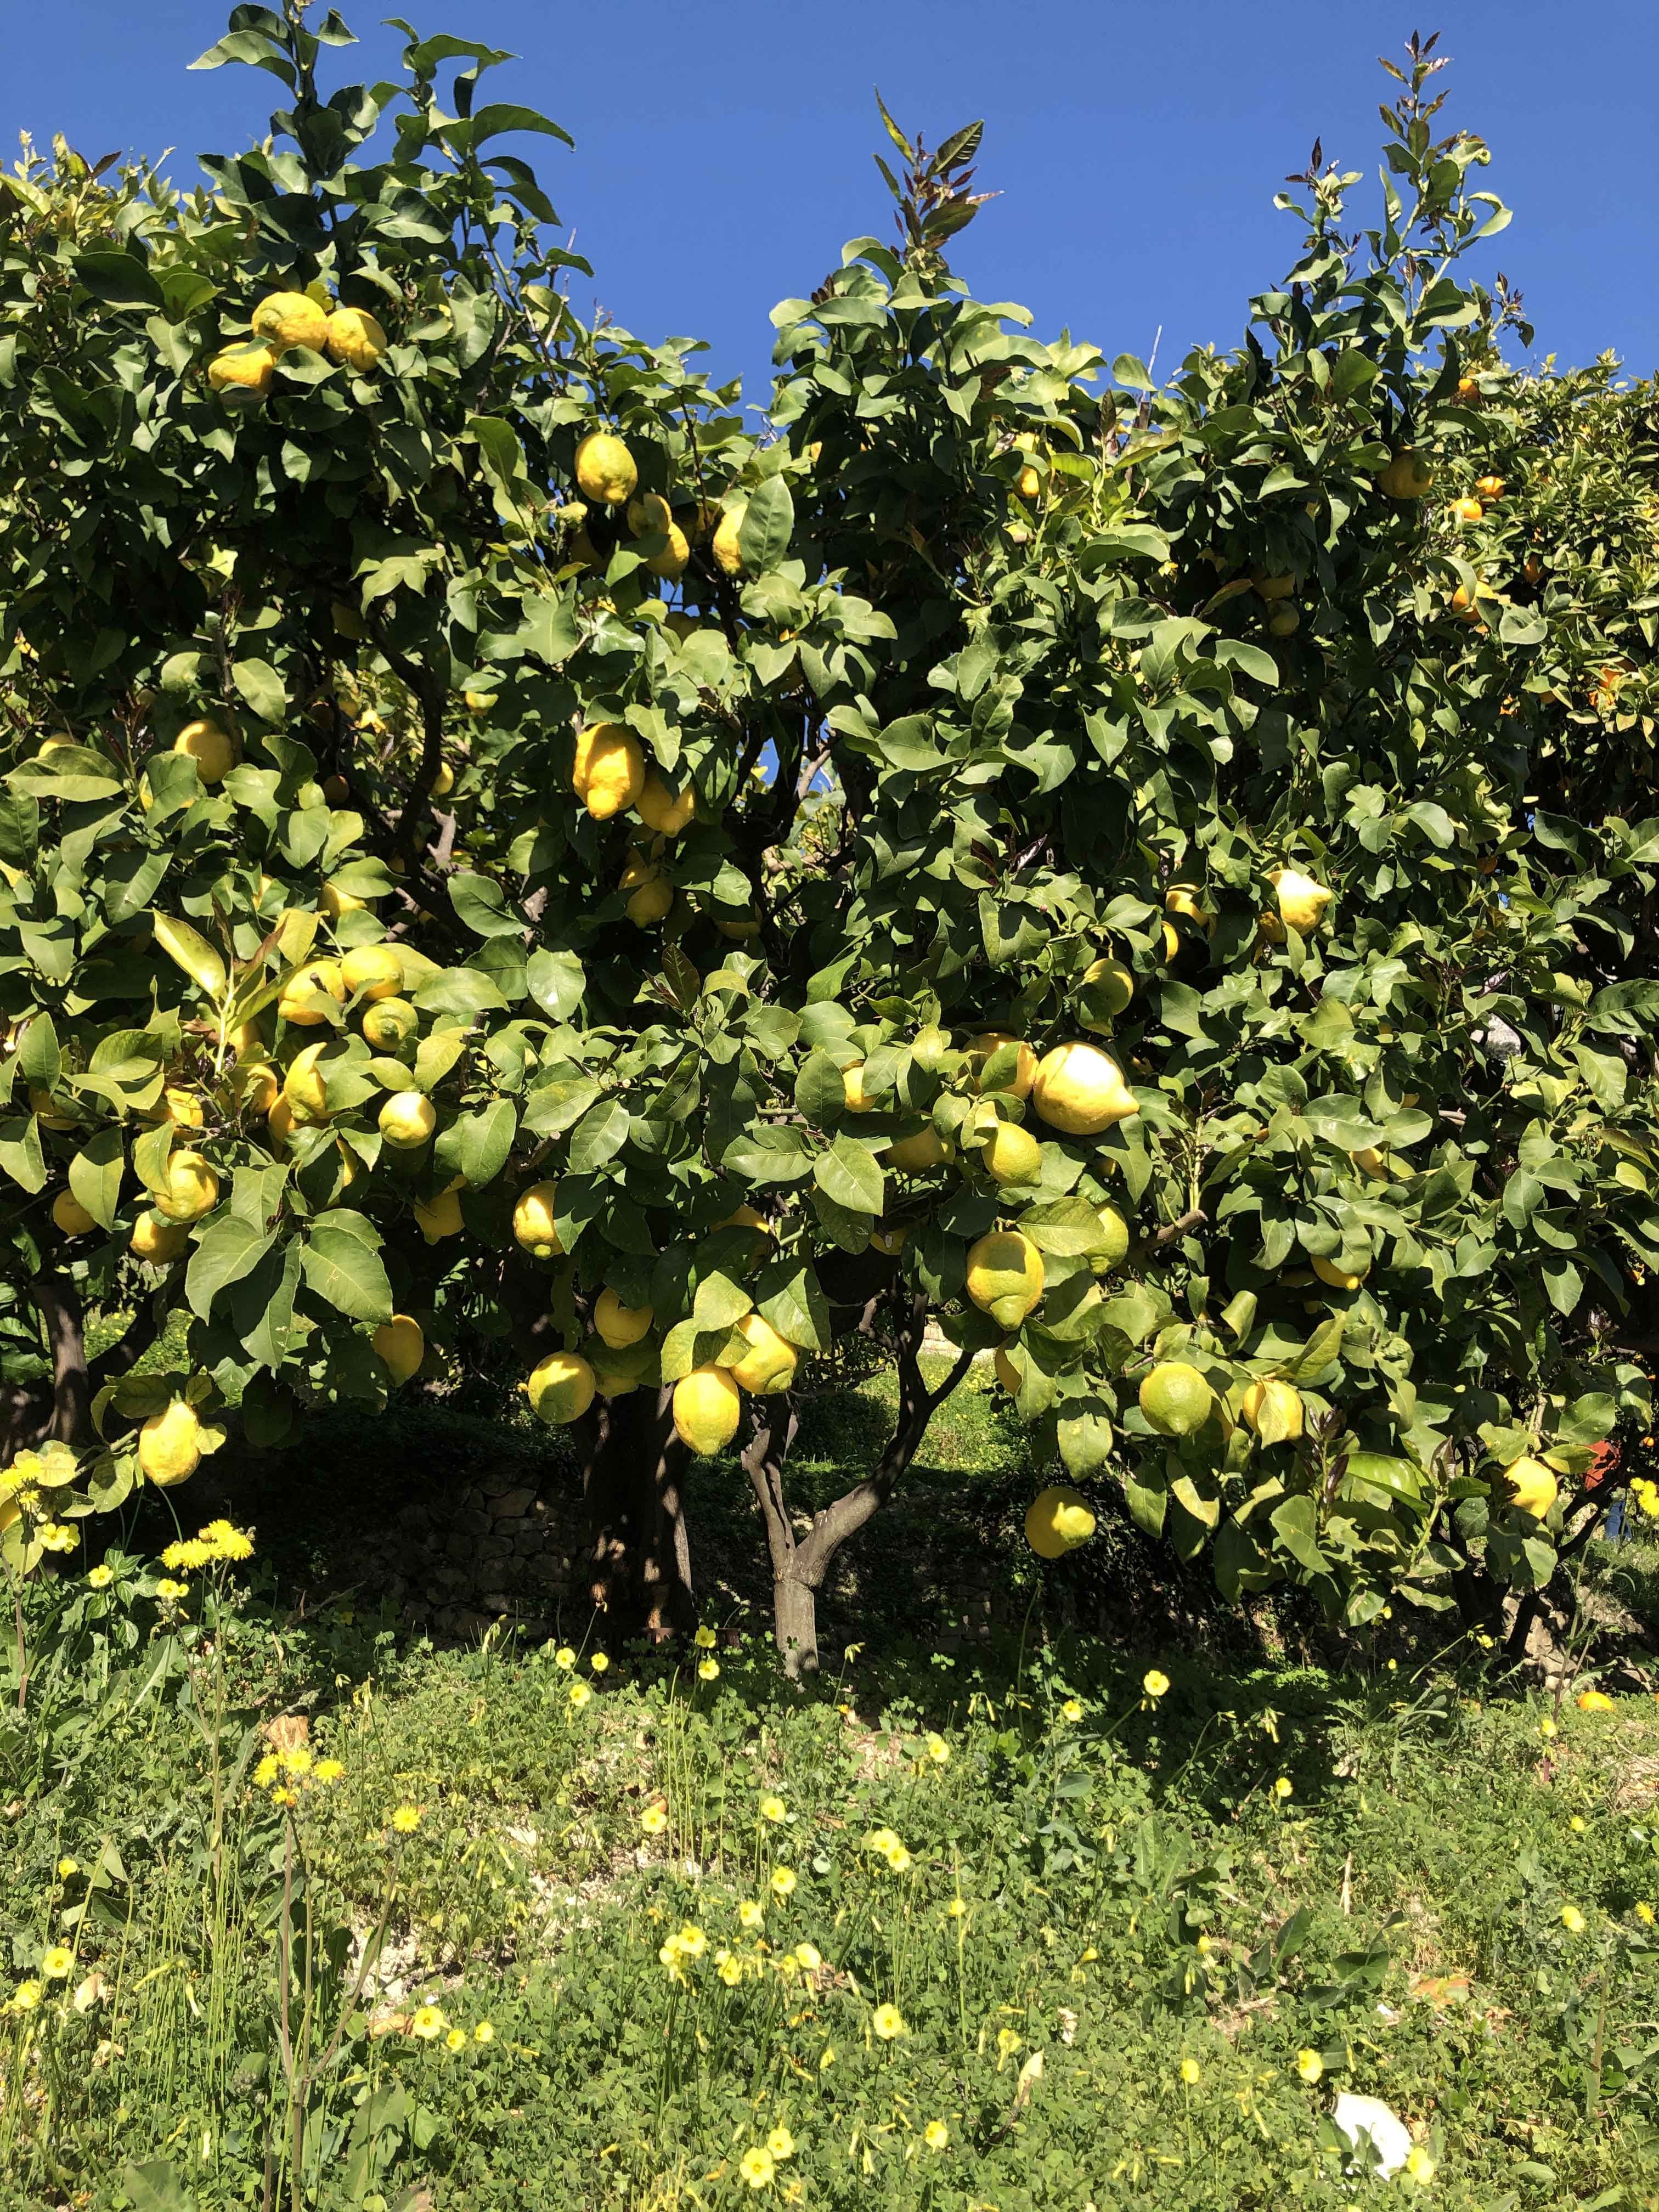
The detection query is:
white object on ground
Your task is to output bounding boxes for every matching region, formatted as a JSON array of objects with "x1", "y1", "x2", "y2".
[{"x1": 1331, "y1": 2092, "x2": 1412, "y2": 2179}]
